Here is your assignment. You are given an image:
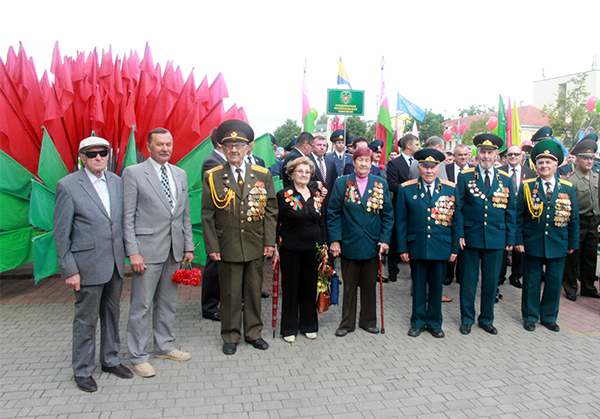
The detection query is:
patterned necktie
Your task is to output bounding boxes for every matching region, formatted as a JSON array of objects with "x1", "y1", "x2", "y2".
[
  {"x1": 427, "y1": 185, "x2": 432, "y2": 199},
  {"x1": 484, "y1": 170, "x2": 491, "y2": 191},
  {"x1": 236, "y1": 168, "x2": 244, "y2": 193},
  {"x1": 546, "y1": 181, "x2": 552, "y2": 200},
  {"x1": 318, "y1": 157, "x2": 326, "y2": 183},
  {"x1": 512, "y1": 168, "x2": 518, "y2": 192},
  {"x1": 160, "y1": 165, "x2": 174, "y2": 209}
]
